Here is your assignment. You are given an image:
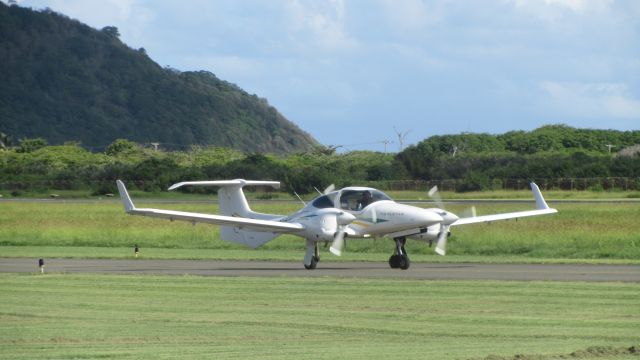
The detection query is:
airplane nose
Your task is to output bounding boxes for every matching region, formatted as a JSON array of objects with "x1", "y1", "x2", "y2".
[
  {"x1": 441, "y1": 211, "x2": 459, "y2": 225},
  {"x1": 337, "y1": 211, "x2": 356, "y2": 225}
]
